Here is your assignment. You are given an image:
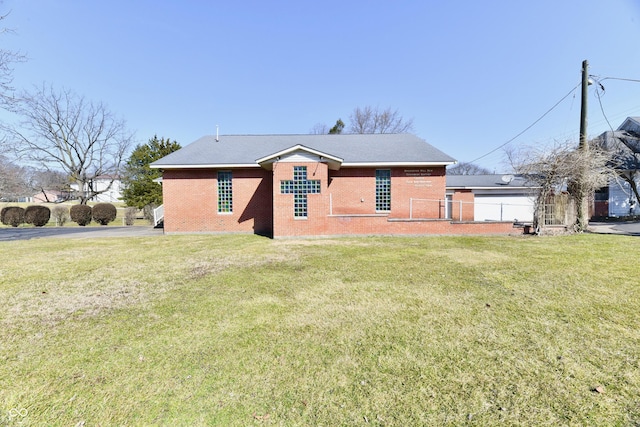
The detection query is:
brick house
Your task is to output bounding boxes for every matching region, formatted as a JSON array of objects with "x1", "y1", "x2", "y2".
[{"x1": 151, "y1": 134, "x2": 516, "y2": 237}]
